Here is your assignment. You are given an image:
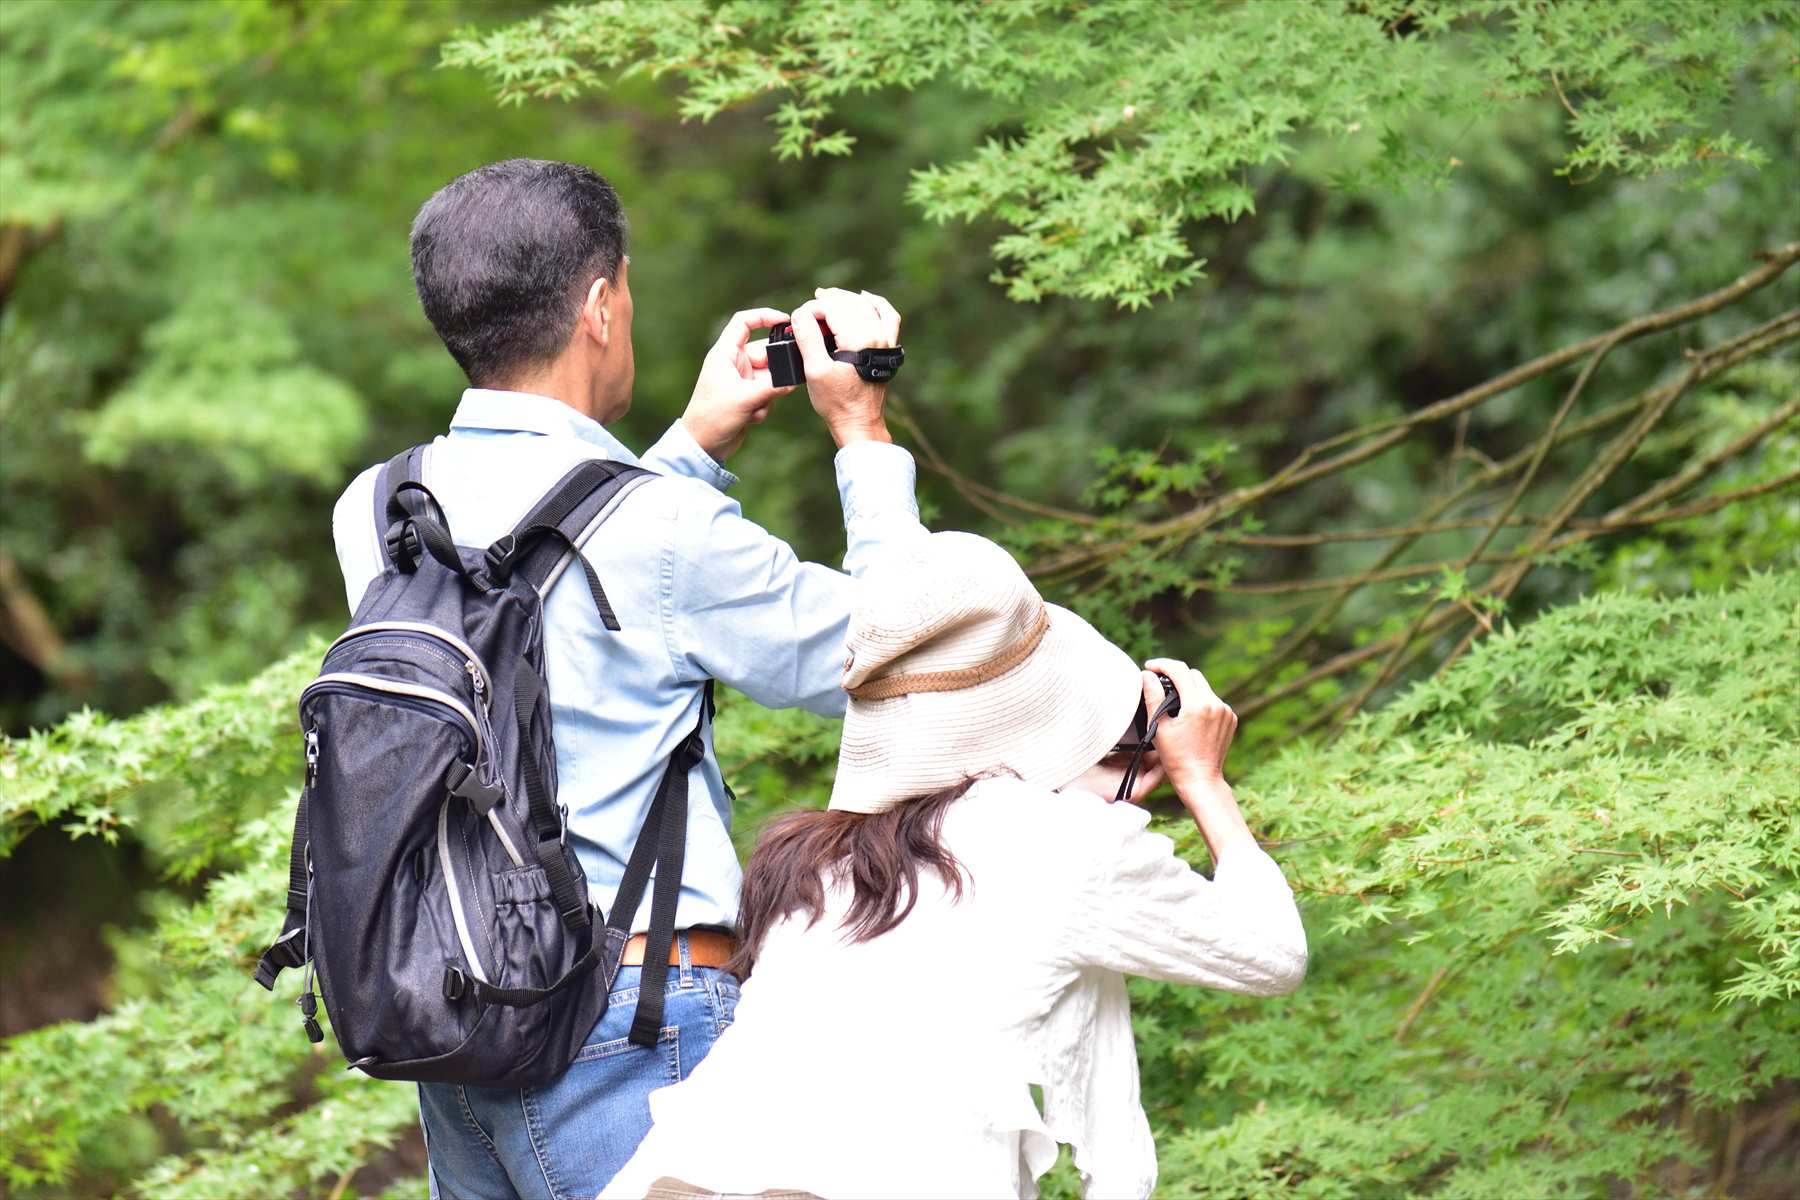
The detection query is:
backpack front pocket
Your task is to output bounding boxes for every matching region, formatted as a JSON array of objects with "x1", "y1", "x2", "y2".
[
  {"x1": 299, "y1": 684, "x2": 490, "y2": 1067},
  {"x1": 491, "y1": 864, "x2": 569, "y2": 991}
]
